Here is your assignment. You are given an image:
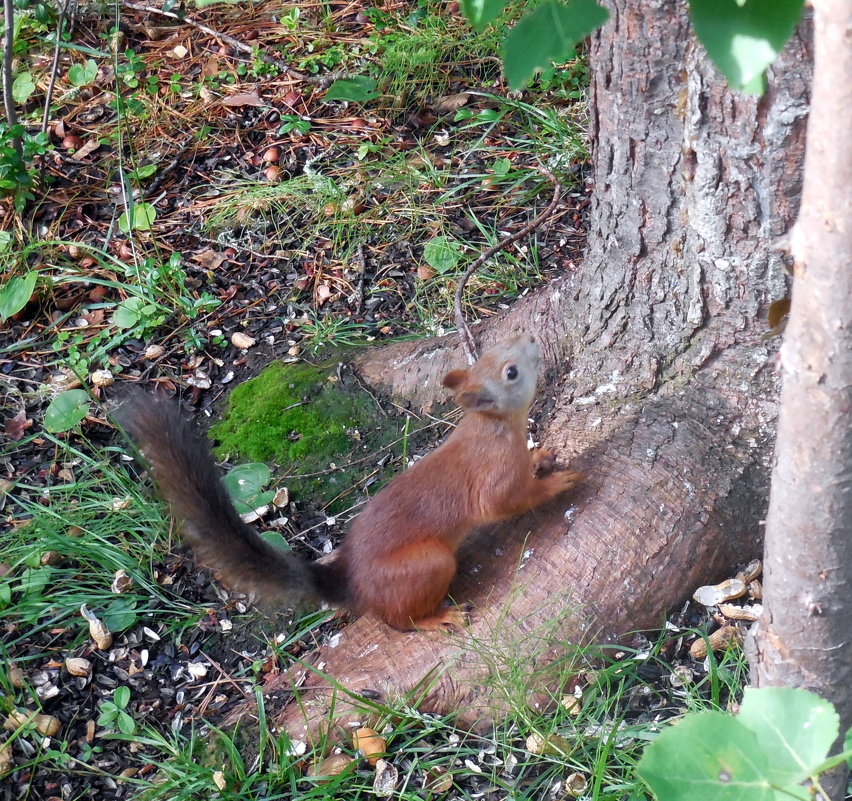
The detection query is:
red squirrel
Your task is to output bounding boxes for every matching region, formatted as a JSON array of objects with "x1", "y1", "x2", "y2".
[{"x1": 116, "y1": 334, "x2": 581, "y2": 631}]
